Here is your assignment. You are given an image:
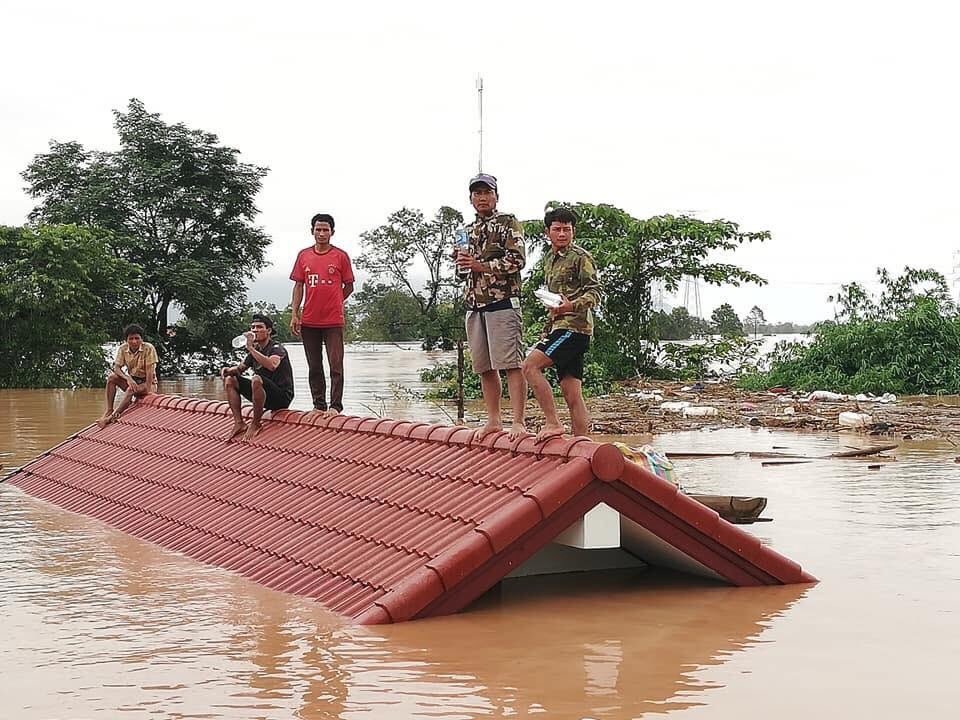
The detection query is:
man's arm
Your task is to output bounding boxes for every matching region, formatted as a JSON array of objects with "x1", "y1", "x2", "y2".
[
  {"x1": 342, "y1": 282, "x2": 354, "y2": 301},
  {"x1": 142, "y1": 362, "x2": 157, "y2": 393},
  {"x1": 483, "y1": 216, "x2": 526, "y2": 276},
  {"x1": 290, "y1": 282, "x2": 304, "y2": 336},
  {"x1": 220, "y1": 360, "x2": 248, "y2": 379},
  {"x1": 244, "y1": 340, "x2": 283, "y2": 372},
  {"x1": 570, "y1": 254, "x2": 601, "y2": 312}
]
